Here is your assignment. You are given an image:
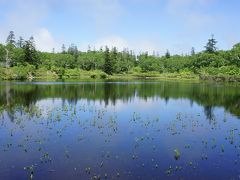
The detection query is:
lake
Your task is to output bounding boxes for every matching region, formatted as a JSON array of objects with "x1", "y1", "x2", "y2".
[{"x1": 0, "y1": 80, "x2": 240, "y2": 179}]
